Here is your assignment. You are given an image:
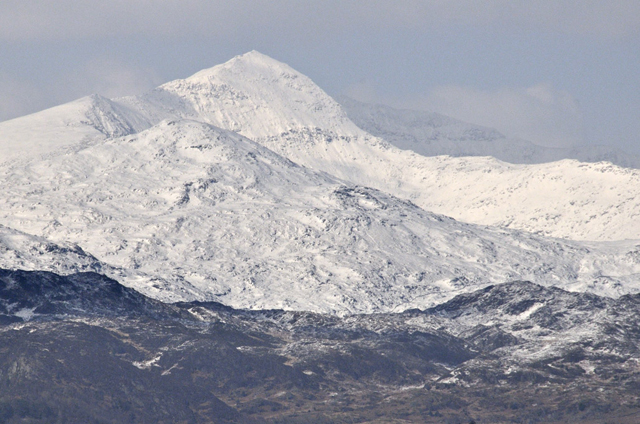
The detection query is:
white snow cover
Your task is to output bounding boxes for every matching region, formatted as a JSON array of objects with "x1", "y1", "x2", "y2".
[
  {"x1": 1, "y1": 119, "x2": 640, "y2": 313},
  {"x1": 1, "y1": 51, "x2": 640, "y2": 313},
  {"x1": 116, "y1": 51, "x2": 640, "y2": 241},
  {"x1": 0, "y1": 94, "x2": 151, "y2": 165}
]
